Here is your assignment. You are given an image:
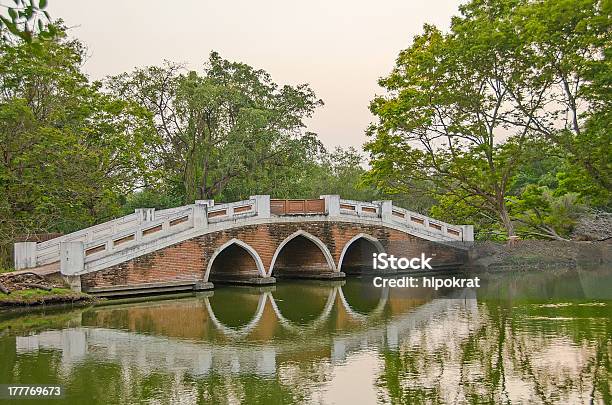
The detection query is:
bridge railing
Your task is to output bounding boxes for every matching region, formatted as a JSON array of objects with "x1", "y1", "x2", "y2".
[
  {"x1": 338, "y1": 199, "x2": 380, "y2": 218},
  {"x1": 155, "y1": 205, "x2": 195, "y2": 219},
  {"x1": 386, "y1": 205, "x2": 466, "y2": 241},
  {"x1": 334, "y1": 198, "x2": 465, "y2": 241},
  {"x1": 206, "y1": 199, "x2": 257, "y2": 223},
  {"x1": 14, "y1": 194, "x2": 472, "y2": 271},
  {"x1": 82, "y1": 206, "x2": 195, "y2": 260},
  {"x1": 15, "y1": 196, "x2": 263, "y2": 269},
  {"x1": 25, "y1": 206, "x2": 197, "y2": 268},
  {"x1": 32, "y1": 211, "x2": 145, "y2": 267}
]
